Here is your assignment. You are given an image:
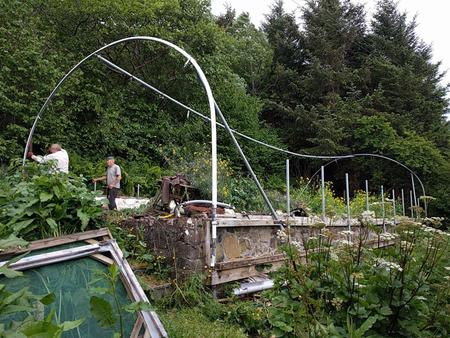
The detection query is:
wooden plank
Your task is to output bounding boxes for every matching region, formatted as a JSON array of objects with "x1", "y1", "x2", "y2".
[
  {"x1": 204, "y1": 220, "x2": 211, "y2": 268},
  {"x1": 212, "y1": 260, "x2": 284, "y2": 285},
  {"x1": 216, "y1": 254, "x2": 285, "y2": 271},
  {"x1": 215, "y1": 215, "x2": 406, "y2": 228},
  {"x1": 0, "y1": 228, "x2": 111, "y2": 256},
  {"x1": 217, "y1": 219, "x2": 276, "y2": 227},
  {"x1": 212, "y1": 238, "x2": 394, "y2": 285},
  {"x1": 91, "y1": 253, "x2": 114, "y2": 265},
  {"x1": 130, "y1": 315, "x2": 144, "y2": 338},
  {"x1": 83, "y1": 239, "x2": 114, "y2": 265}
]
